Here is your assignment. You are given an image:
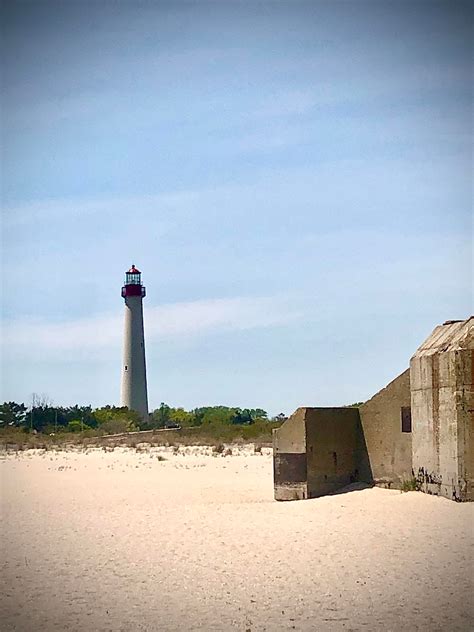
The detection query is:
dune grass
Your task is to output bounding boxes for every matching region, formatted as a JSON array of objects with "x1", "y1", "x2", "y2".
[{"x1": 0, "y1": 421, "x2": 281, "y2": 452}]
